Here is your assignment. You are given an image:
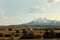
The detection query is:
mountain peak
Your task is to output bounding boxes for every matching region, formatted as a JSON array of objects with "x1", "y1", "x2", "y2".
[{"x1": 25, "y1": 18, "x2": 60, "y2": 26}]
